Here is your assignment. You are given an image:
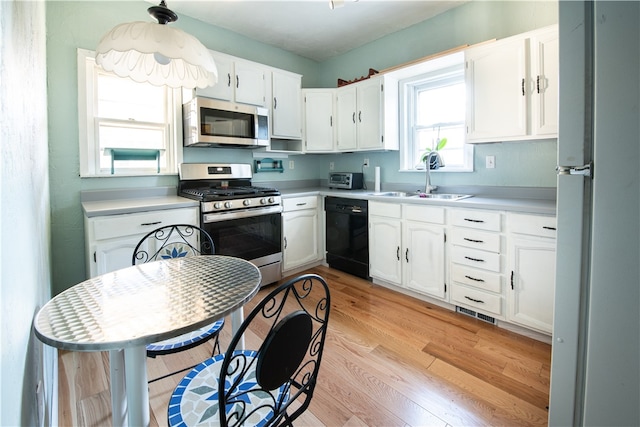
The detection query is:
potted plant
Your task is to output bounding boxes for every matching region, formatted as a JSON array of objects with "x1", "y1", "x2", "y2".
[{"x1": 420, "y1": 136, "x2": 447, "y2": 169}]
